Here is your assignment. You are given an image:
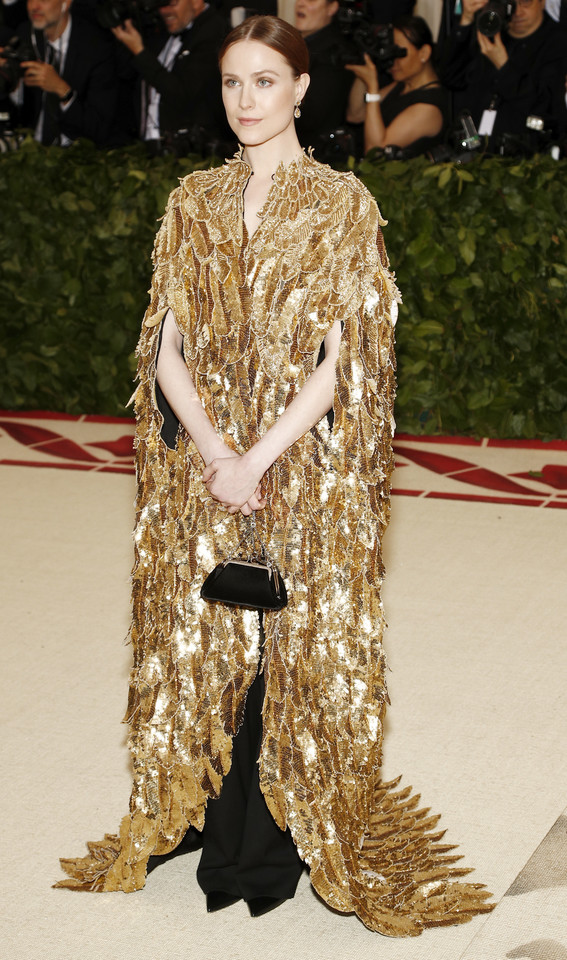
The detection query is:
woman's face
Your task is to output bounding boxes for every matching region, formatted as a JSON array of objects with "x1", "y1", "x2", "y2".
[
  {"x1": 221, "y1": 40, "x2": 308, "y2": 148},
  {"x1": 389, "y1": 29, "x2": 428, "y2": 84}
]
